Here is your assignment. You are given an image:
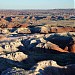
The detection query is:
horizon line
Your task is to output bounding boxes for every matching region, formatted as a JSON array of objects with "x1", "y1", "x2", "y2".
[{"x1": 0, "y1": 8, "x2": 74, "y2": 10}]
